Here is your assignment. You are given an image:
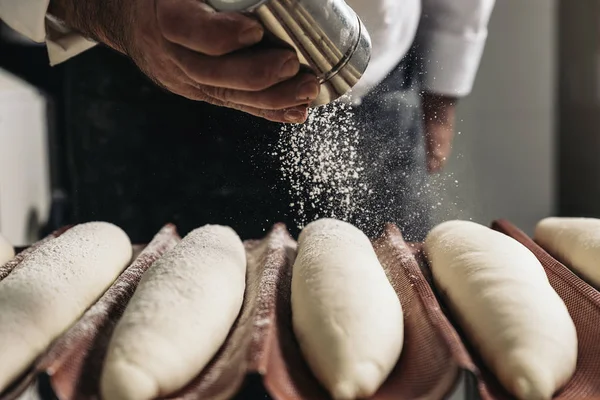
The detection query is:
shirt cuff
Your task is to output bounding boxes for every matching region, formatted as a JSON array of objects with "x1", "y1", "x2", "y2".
[
  {"x1": 46, "y1": 15, "x2": 96, "y2": 66},
  {"x1": 0, "y1": 0, "x2": 49, "y2": 42},
  {"x1": 0, "y1": 0, "x2": 96, "y2": 65},
  {"x1": 417, "y1": 29, "x2": 487, "y2": 98}
]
